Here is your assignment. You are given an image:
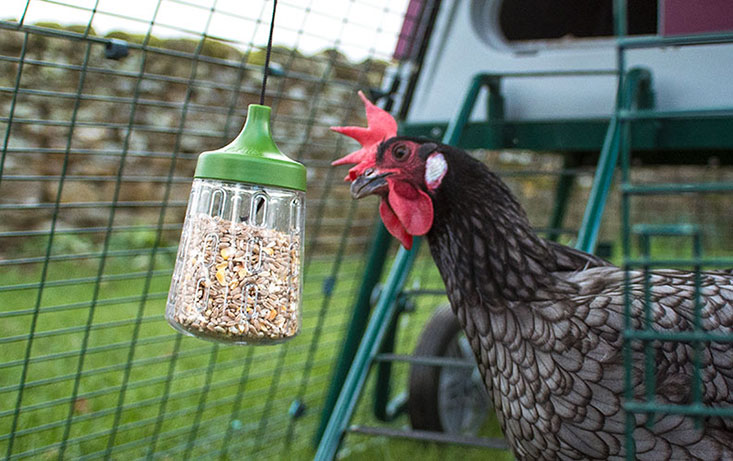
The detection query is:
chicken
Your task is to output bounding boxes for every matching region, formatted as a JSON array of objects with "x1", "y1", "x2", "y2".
[{"x1": 331, "y1": 93, "x2": 733, "y2": 460}]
